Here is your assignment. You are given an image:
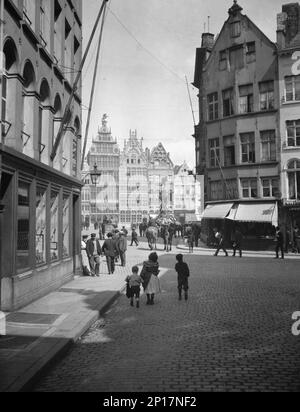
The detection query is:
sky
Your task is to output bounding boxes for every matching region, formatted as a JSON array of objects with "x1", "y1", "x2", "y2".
[{"x1": 81, "y1": 0, "x2": 285, "y2": 167}]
